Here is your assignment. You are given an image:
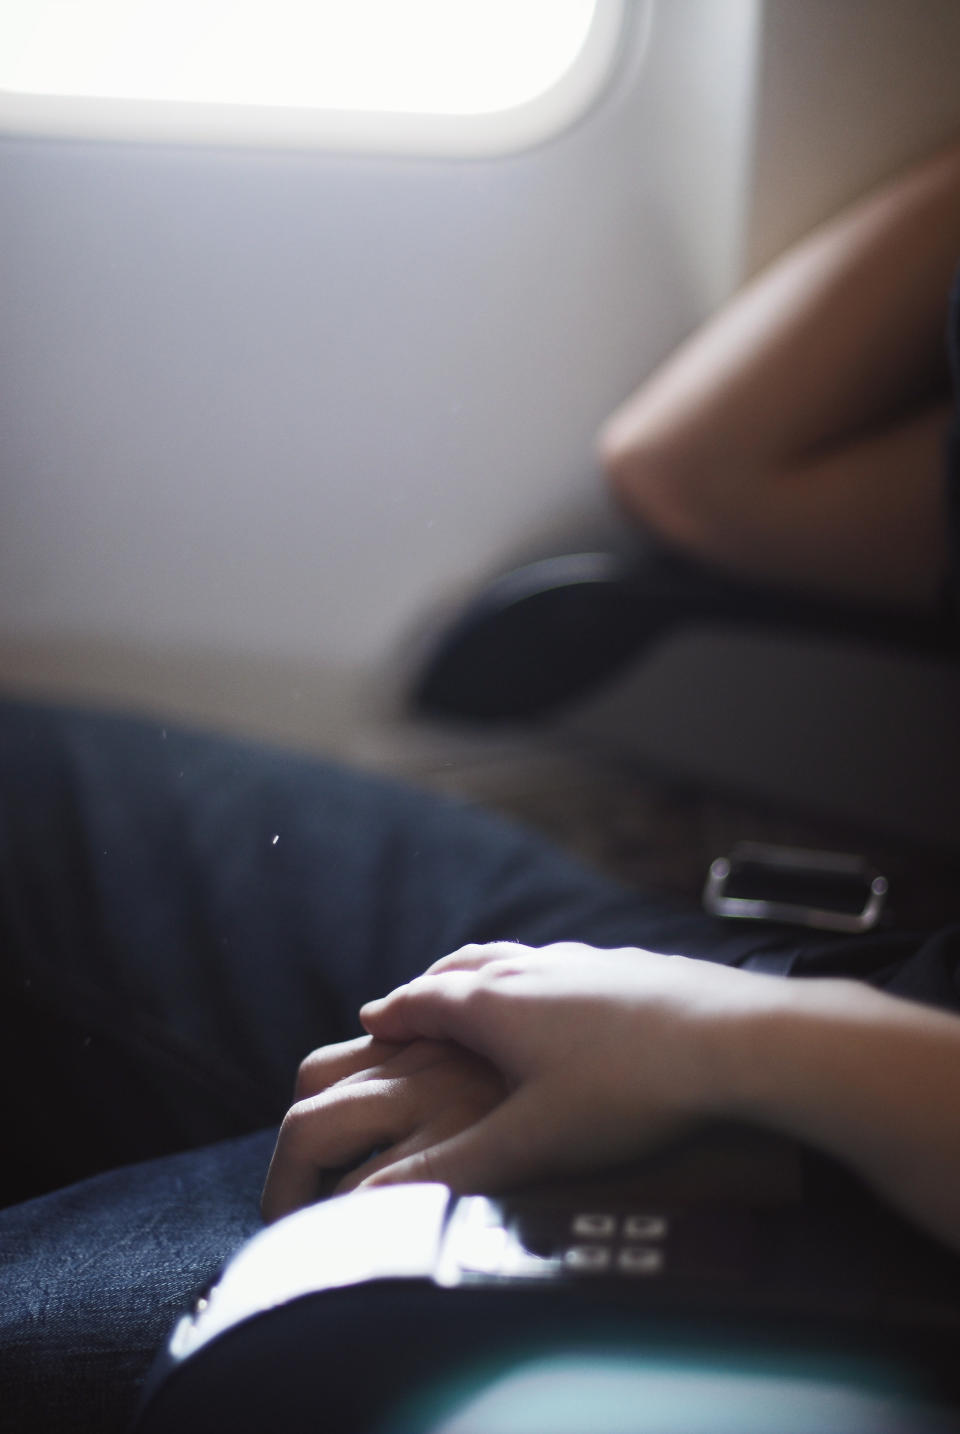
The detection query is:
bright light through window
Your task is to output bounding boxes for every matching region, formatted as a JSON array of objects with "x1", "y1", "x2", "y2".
[{"x1": 0, "y1": 1, "x2": 628, "y2": 152}]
